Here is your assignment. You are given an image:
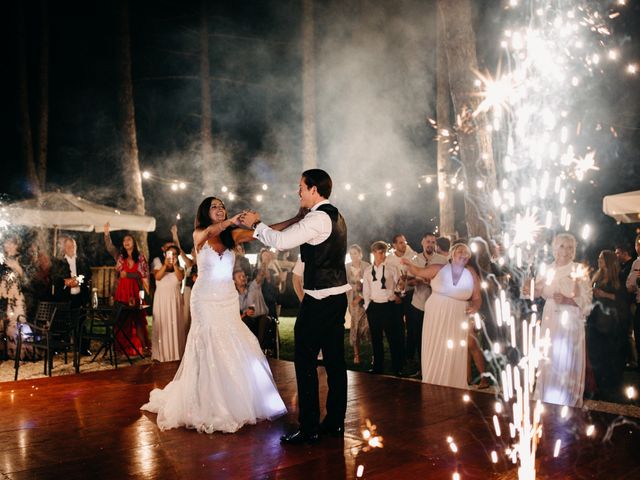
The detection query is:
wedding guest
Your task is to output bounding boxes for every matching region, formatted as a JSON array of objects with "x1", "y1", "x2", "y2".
[
  {"x1": 436, "y1": 236, "x2": 451, "y2": 257},
  {"x1": 616, "y1": 242, "x2": 637, "y2": 368},
  {"x1": 22, "y1": 232, "x2": 52, "y2": 318},
  {"x1": 233, "y1": 243, "x2": 253, "y2": 279},
  {"x1": 384, "y1": 234, "x2": 417, "y2": 366},
  {"x1": 528, "y1": 233, "x2": 592, "y2": 407},
  {"x1": 1, "y1": 235, "x2": 28, "y2": 359},
  {"x1": 255, "y1": 248, "x2": 281, "y2": 319},
  {"x1": 363, "y1": 241, "x2": 404, "y2": 375},
  {"x1": 292, "y1": 257, "x2": 304, "y2": 303},
  {"x1": 406, "y1": 233, "x2": 447, "y2": 375},
  {"x1": 346, "y1": 244, "x2": 370, "y2": 365},
  {"x1": 234, "y1": 269, "x2": 269, "y2": 345},
  {"x1": 626, "y1": 234, "x2": 640, "y2": 372},
  {"x1": 152, "y1": 245, "x2": 185, "y2": 362},
  {"x1": 467, "y1": 237, "x2": 500, "y2": 388},
  {"x1": 51, "y1": 236, "x2": 92, "y2": 355},
  {"x1": 587, "y1": 250, "x2": 627, "y2": 401},
  {"x1": 401, "y1": 243, "x2": 481, "y2": 389},
  {"x1": 103, "y1": 223, "x2": 150, "y2": 356},
  {"x1": 171, "y1": 224, "x2": 194, "y2": 334}
]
